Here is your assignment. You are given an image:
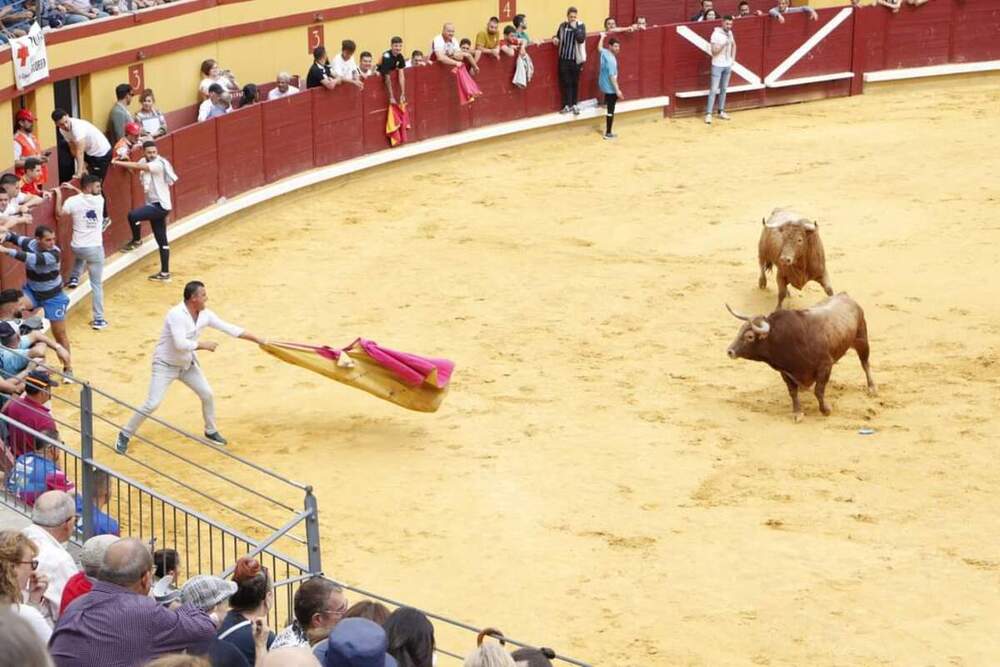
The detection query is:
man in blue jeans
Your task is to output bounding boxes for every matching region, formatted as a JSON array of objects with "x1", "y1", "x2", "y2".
[
  {"x1": 115, "y1": 140, "x2": 179, "y2": 283},
  {"x1": 56, "y1": 175, "x2": 108, "y2": 330},
  {"x1": 706, "y1": 15, "x2": 736, "y2": 125}
]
